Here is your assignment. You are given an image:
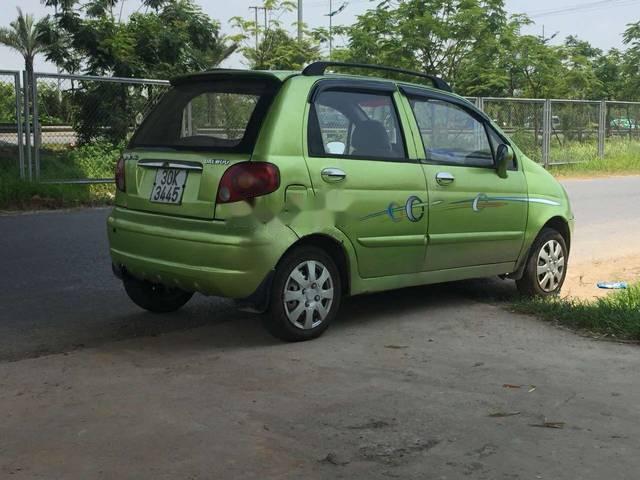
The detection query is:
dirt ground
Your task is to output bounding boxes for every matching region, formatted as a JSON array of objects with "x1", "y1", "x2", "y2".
[
  {"x1": 1, "y1": 291, "x2": 639, "y2": 480},
  {"x1": 559, "y1": 176, "x2": 640, "y2": 300},
  {"x1": 563, "y1": 253, "x2": 640, "y2": 300}
]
